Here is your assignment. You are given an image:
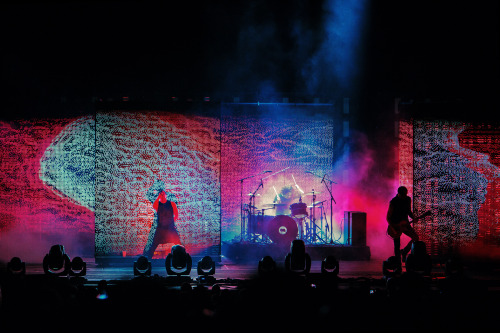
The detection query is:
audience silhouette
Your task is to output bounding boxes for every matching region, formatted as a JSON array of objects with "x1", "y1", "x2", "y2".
[{"x1": 0, "y1": 240, "x2": 497, "y2": 331}]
